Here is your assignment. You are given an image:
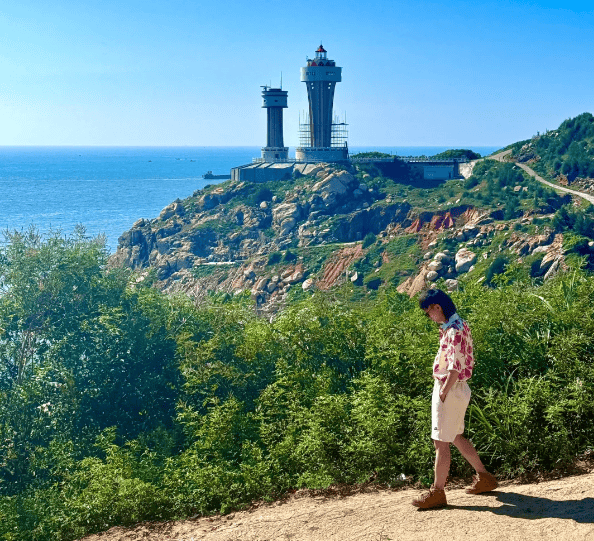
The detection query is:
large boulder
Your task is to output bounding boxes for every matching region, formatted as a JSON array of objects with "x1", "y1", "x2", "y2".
[
  {"x1": 292, "y1": 163, "x2": 325, "y2": 177},
  {"x1": 159, "y1": 200, "x2": 185, "y2": 221},
  {"x1": 188, "y1": 228, "x2": 217, "y2": 257},
  {"x1": 266, "y1": 282, "x2": 277, "y2": 293},
  {"x1": 445, "y1": 279, "x2": 459, "y2": 291},
  {"x1": 427, "y1": 260, "x2": 443, "y2": 272},
  {"x1": 286, "y1": 270, "x2": 304, "y2": 284},
  {"x1": 155, "y1": 251, "x2": 193, "y2": 280},
  {"x1": 334, "y1": 202, "x2": 411, "y2": 242},
  {"x1": 426, "y1": 270, "x2": 439, "y2": 282},
  {"x1": 455, "y1": 230, "x2": 467, "y2": 242},
  {"x1": 198, "y1": 192, "x2": 221, "y2": 210},
  {"x1": 455, "y1": 248, "x2": 477, "y2": 273},
  {"x1": 113, "y1": 223, "x2": 156, "y2": 269},
  {"x1": 273, "y1": 202, "x2": 302, "y2": 235},
  {"x1": 403, "y1": 268, "x2": 430, "y2": 297},
  {"x1": 434, "y1": 252, "x2": 450, "y2": 263},
  {"x1": 253, "y1": 276, "x2": 269, "y2": 292},
  {"x1": 235, "y1": 205, "x2": 271, "y2": 230},
  {"x1": 462, "y1": 224, "x2": 479, "y2": 238},
  {"x1": 308, "y1": 194, "x2": 325, "y2": 211},
  {"x1": 544, "y1": 256, "x2": 561, "y2": 280},
  {"x1": 279, "y1": 217, "x2": 297, "y2": 236},
  {"x1": 311, "y1": 170, "x2": 355, "y2": 206},
  {"x1": 302, "y1": 278, "x2": 315, "y2": 291}
]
